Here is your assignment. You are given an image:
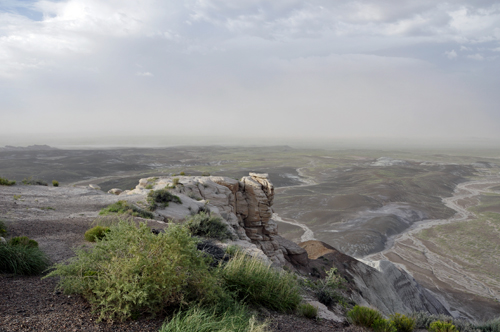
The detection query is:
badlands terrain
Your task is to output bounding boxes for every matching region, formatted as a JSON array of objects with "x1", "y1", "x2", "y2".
[{"x1": 1, "y1": 144, "x2": 500, "y2": 322}]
